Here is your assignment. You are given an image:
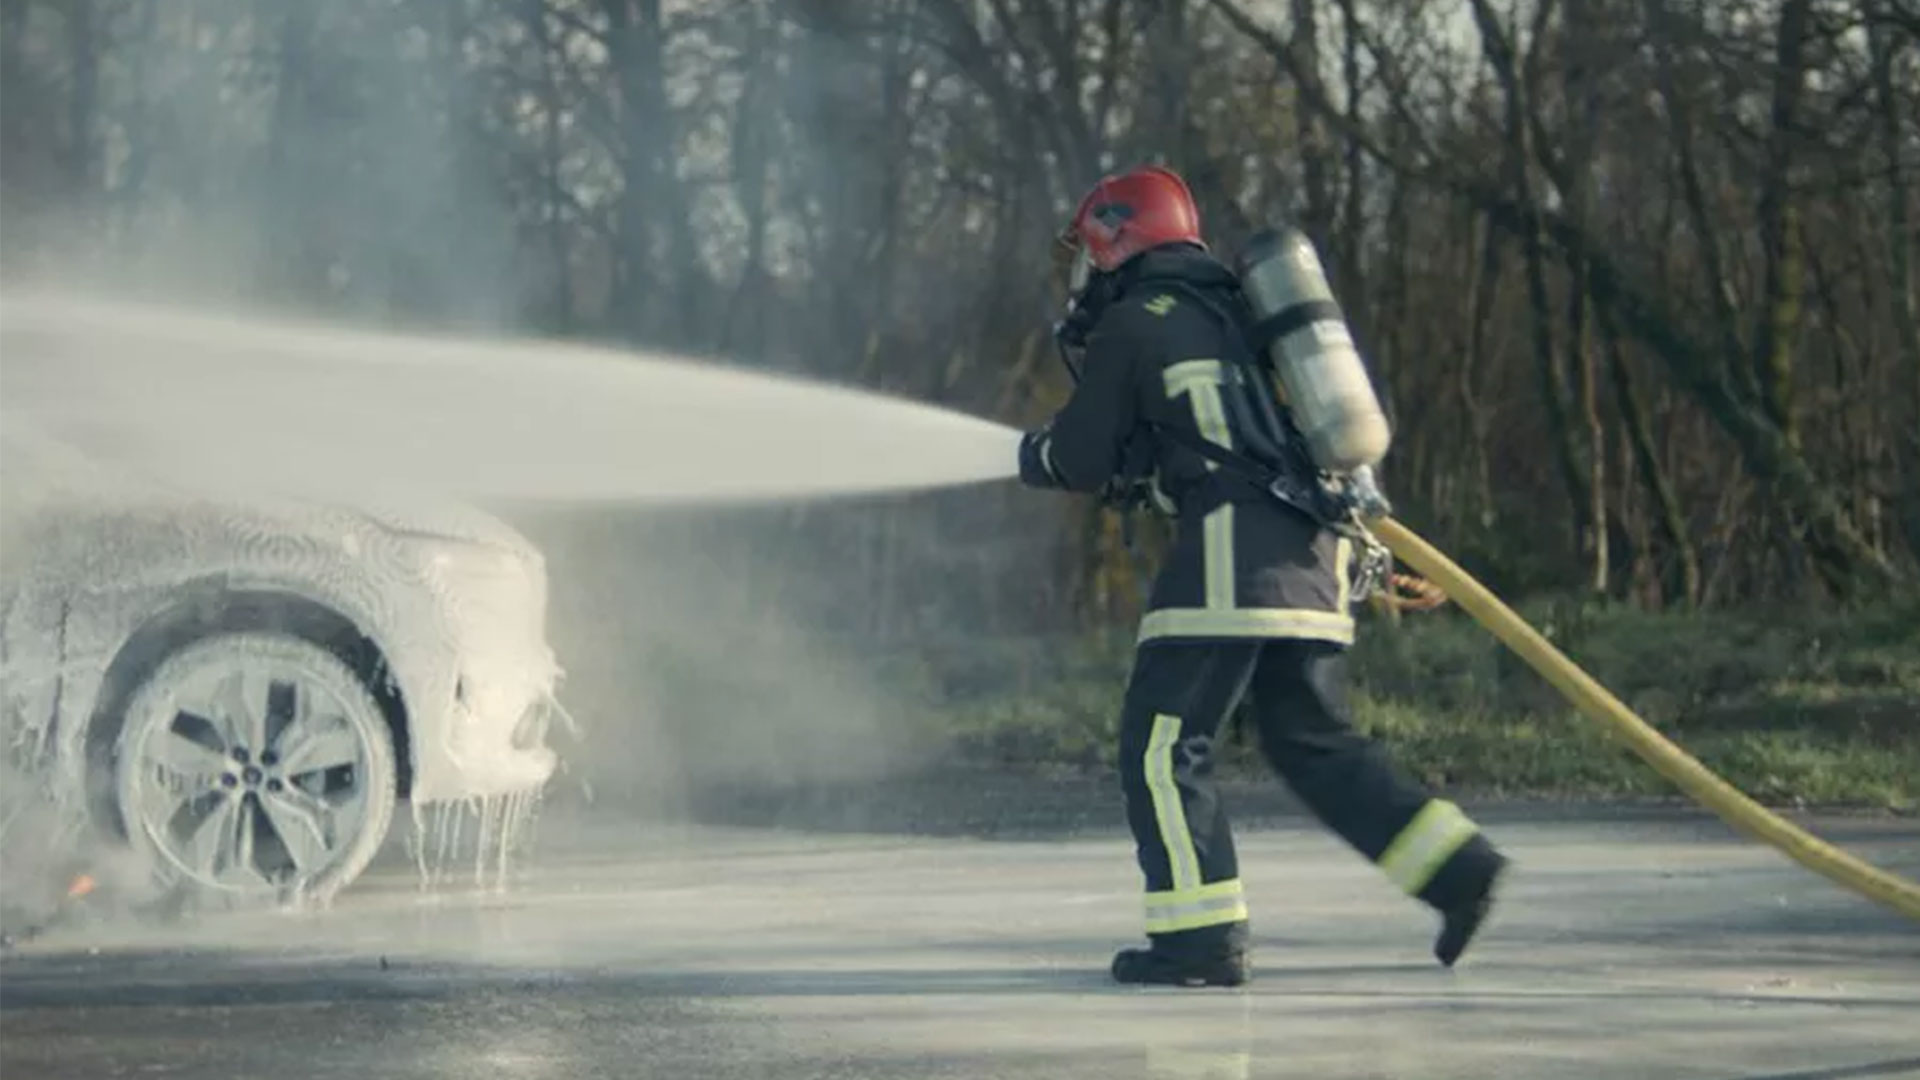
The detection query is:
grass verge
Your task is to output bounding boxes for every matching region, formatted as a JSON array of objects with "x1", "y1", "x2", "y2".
[{"x1": 921, "y1": 598, "x2": 1920, "y2": 813}]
